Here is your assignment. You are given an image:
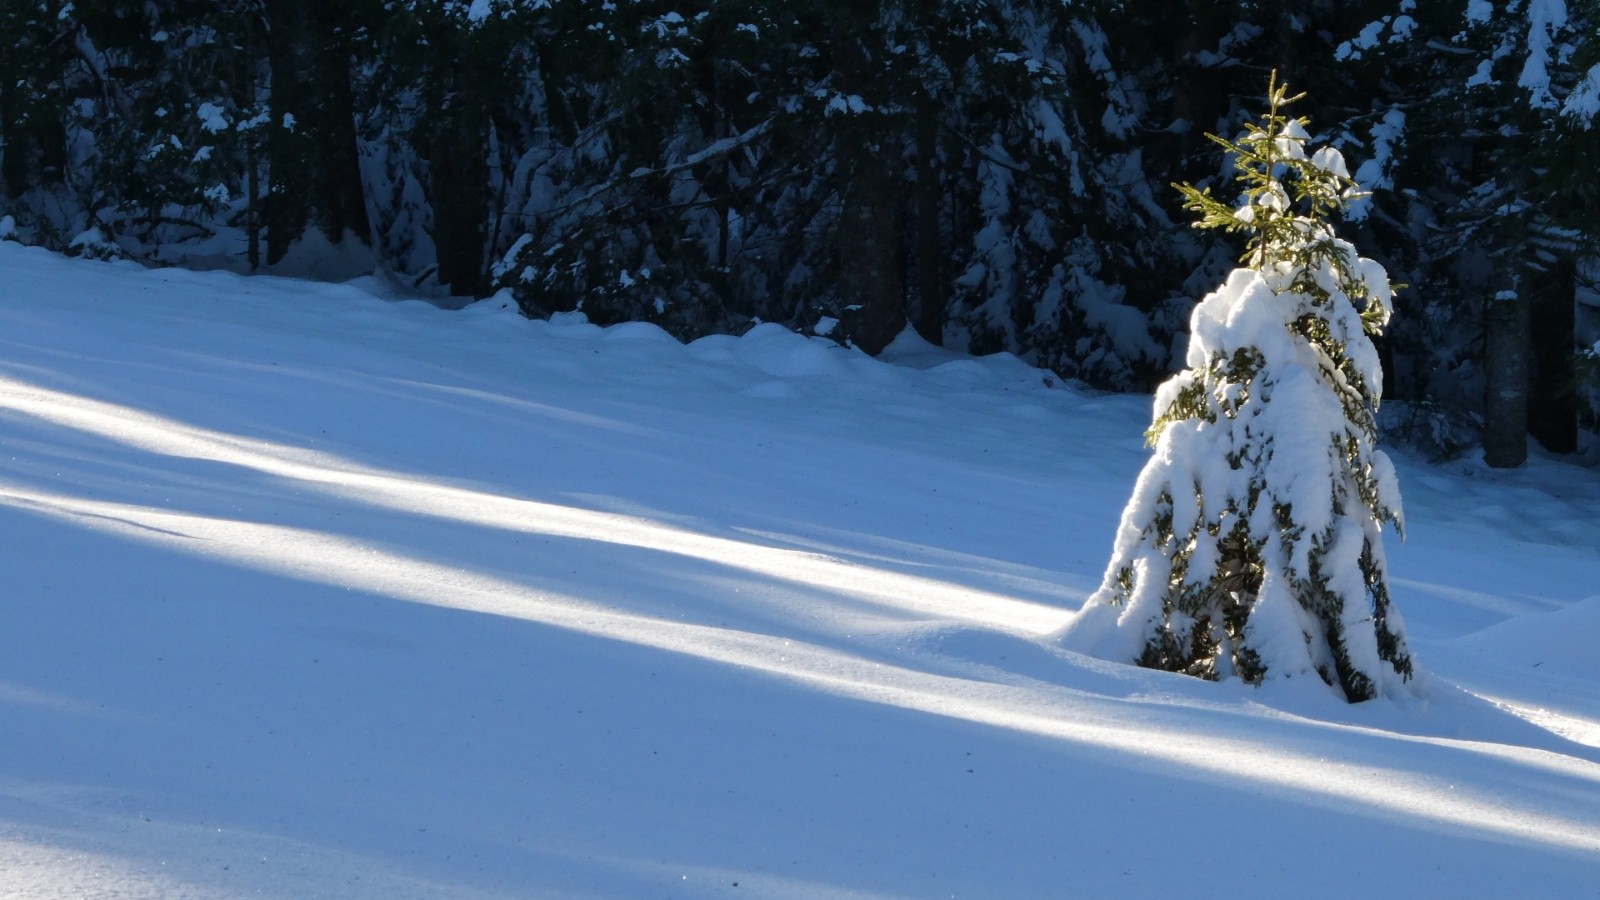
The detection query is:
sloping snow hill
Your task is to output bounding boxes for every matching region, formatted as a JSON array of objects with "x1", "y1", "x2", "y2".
[{"x1": 2, "y1": 241, "x2": 1599, "y2": 898}]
